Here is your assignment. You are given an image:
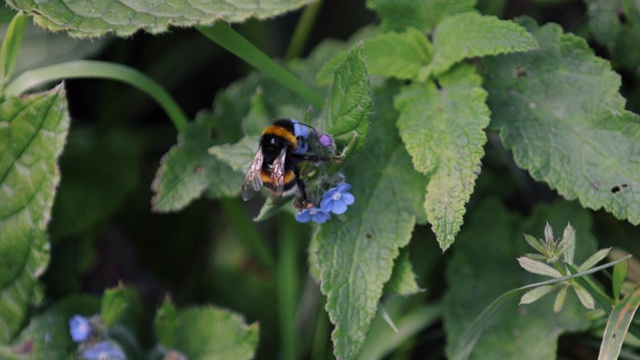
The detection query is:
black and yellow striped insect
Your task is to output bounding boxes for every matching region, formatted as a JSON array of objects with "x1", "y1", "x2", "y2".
[{"x1": 241, "y1": 119, "x2": 340, "y2": 206}]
